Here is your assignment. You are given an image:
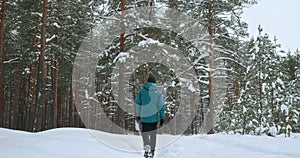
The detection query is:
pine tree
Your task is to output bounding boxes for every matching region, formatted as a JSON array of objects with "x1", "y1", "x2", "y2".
[
  {"x1": 279, "y1": 50, "x2": 300, "y2": 134},
  {"x1": 190, "y1": 0, "x2": 257, "y2": 134},
  {"x1": 236, "y1": 26, "x2": 287, "y2": 135}
]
